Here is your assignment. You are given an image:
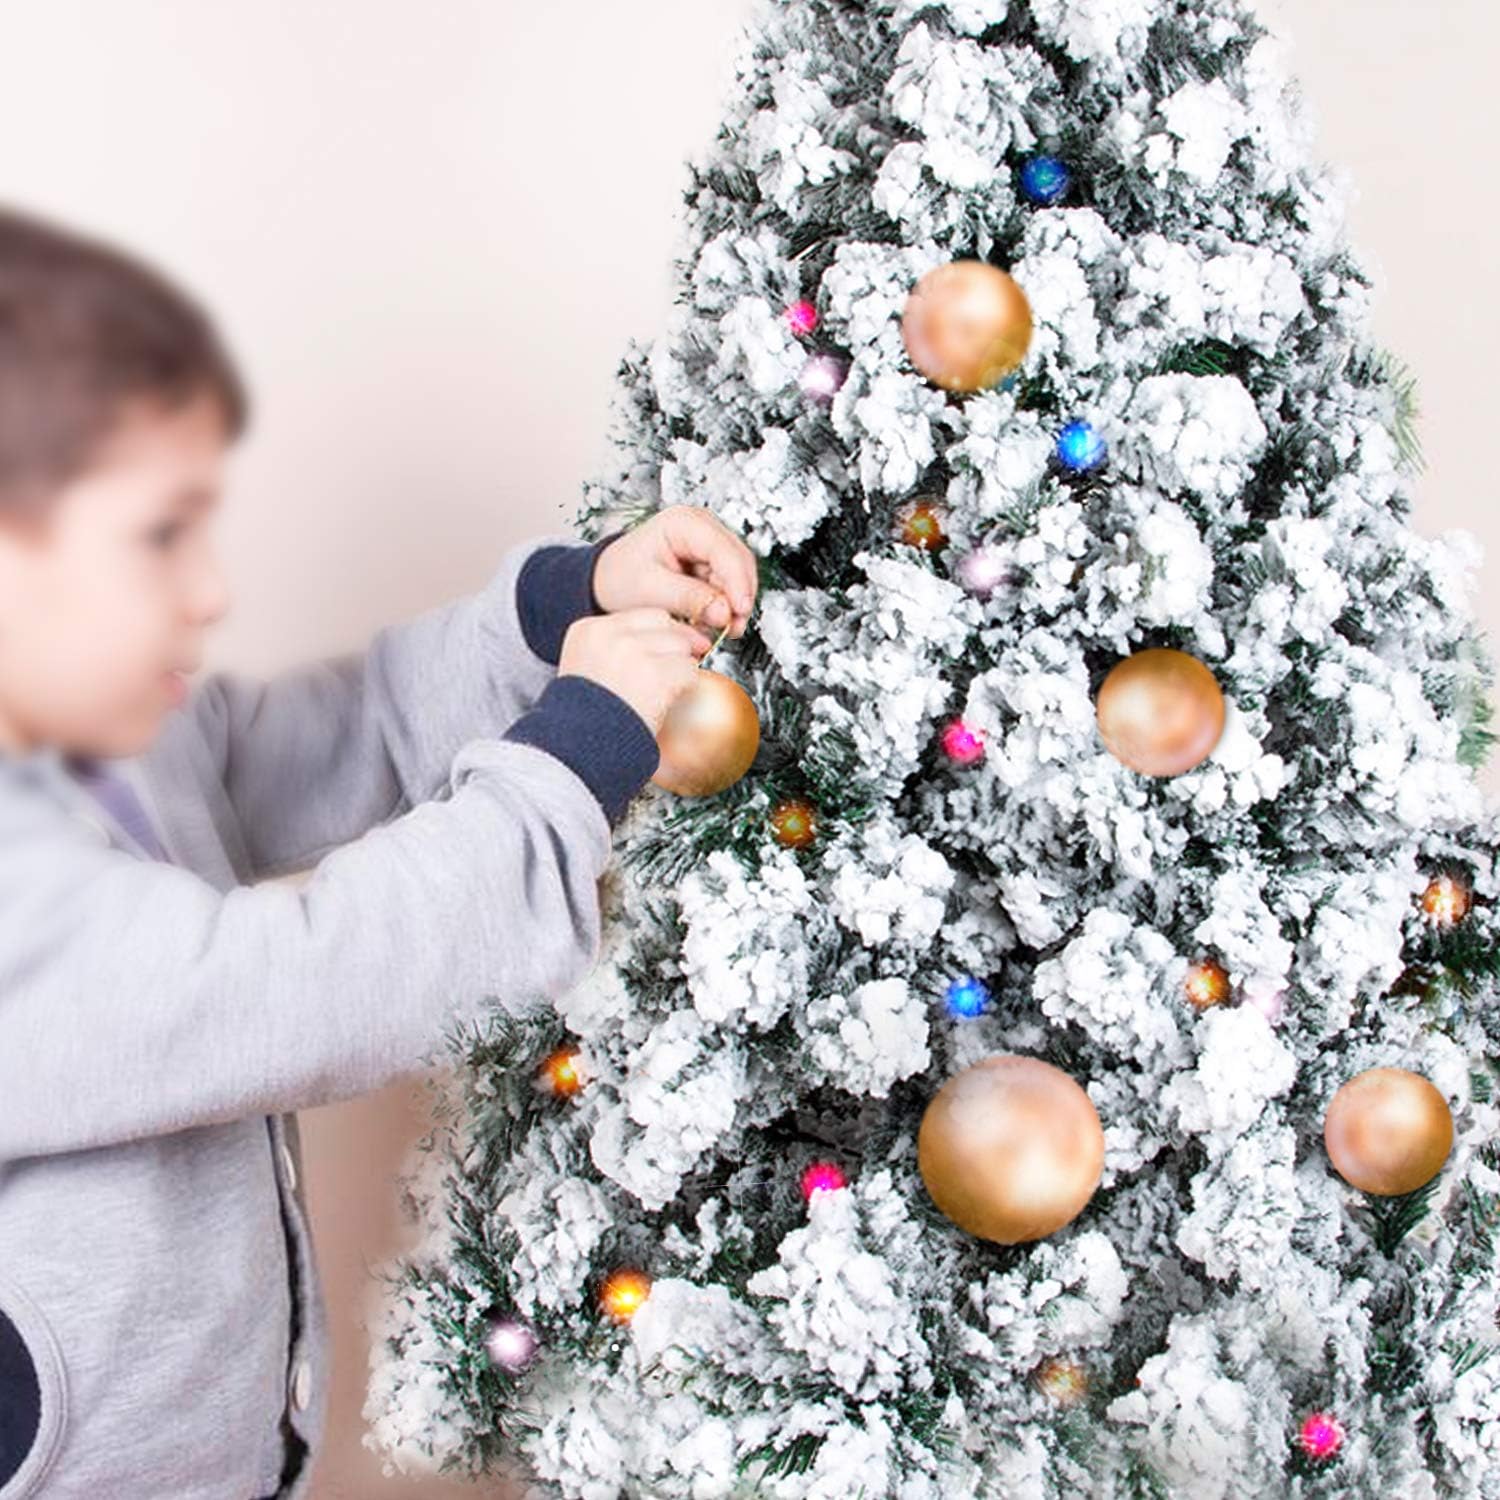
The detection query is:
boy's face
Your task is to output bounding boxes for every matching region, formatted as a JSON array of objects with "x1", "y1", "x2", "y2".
[{"x1": 0, "y1": 389, "x2": 233, "y2": 759}]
